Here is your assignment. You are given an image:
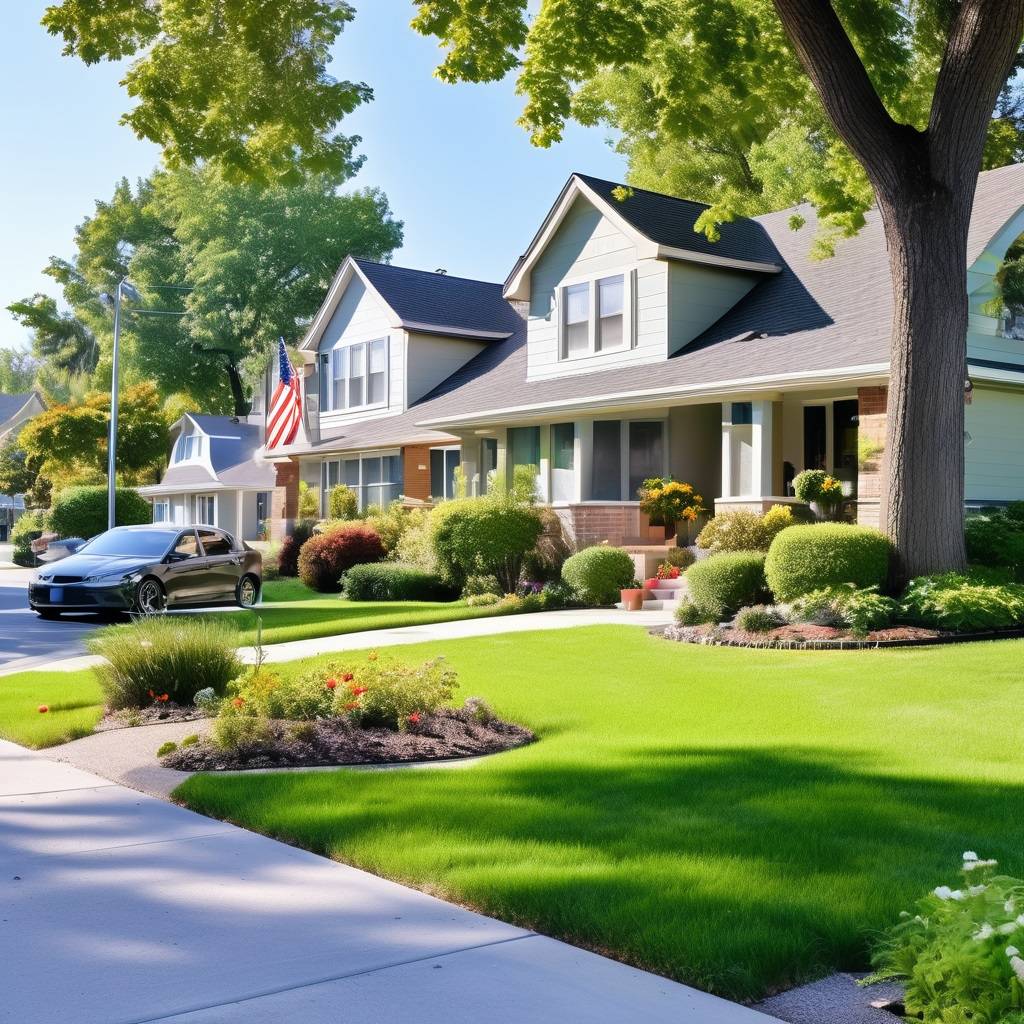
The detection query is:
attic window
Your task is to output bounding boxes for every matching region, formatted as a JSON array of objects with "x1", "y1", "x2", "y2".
[
  {"x1": 173, "y1": 434, "x2": 203, "y2": 462},
  {"x1": 325, "y1": 337, "x2": 389, "y2": 412},
  {"x1": 559, "y1": 272, "x2": 633, "y2": 361}
]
